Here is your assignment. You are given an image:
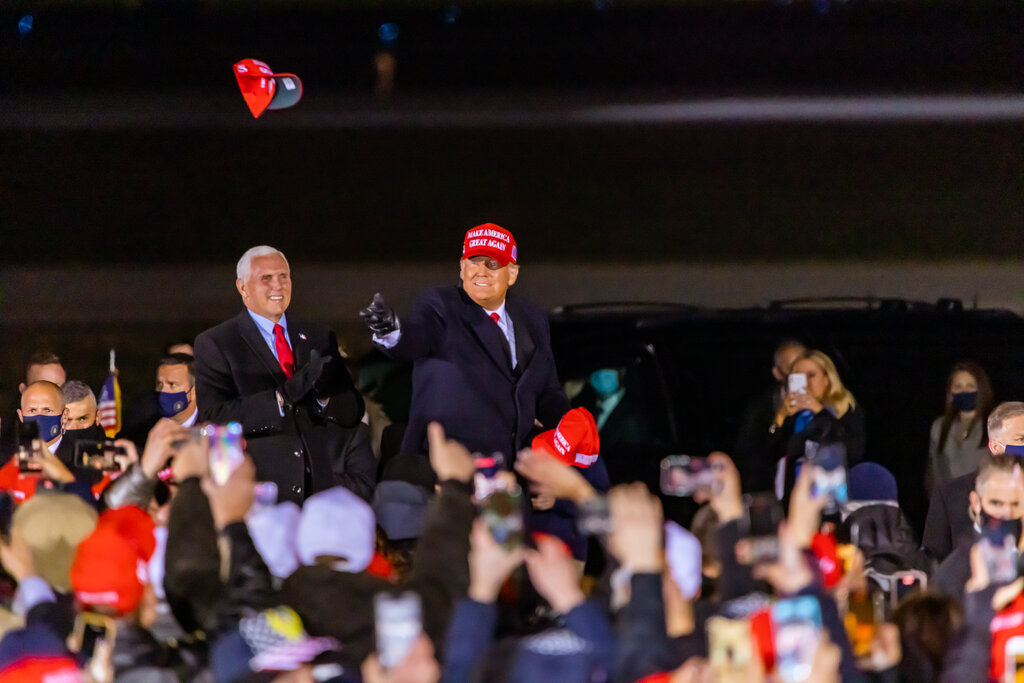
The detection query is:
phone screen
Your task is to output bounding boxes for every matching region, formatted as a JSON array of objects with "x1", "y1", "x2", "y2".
[
  {"x1": 659, "y1": 456, "x2": 719, "y2": 497},
  {"x1": 736, "y1": 494, "x2": 782, "y2": 565},
  {"x1": 479, "y1": 486, "x2": 524, "y2": 549},
  {"x1": 206, "y1": 423, "x2": 245, "y2": 485},
  {"x1": 374, "y1": 591, "x2": 422, "y2": 669},
  {"x1": 787, "y1": 373, "x2": 808, "y2": 394},
  {"x1": 576, "y1": 495, "x2": 612, "y2": 536},
  {"x1": 75, "y1": 440, "x2": 128, "y2": 472},
  {"x1": 707, "y1": 616, "x2": 753, "y2": 683},
  {"x1": 772, "y1": 597, "x2": 822, "y2": 683}
]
